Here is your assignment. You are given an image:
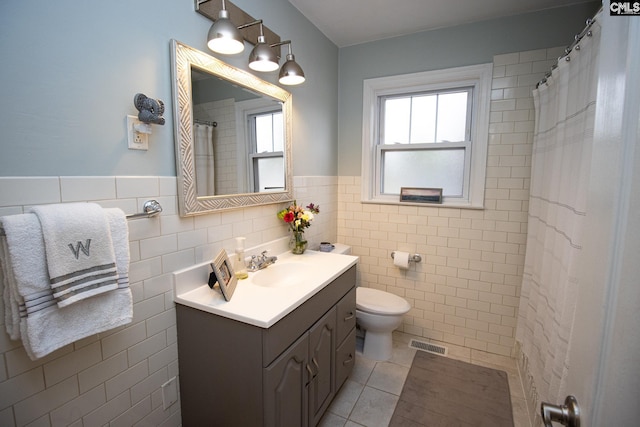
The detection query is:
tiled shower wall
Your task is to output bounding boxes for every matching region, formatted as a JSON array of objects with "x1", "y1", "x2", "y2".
[
  {"x1": 0, "y1": 175, "x2": 337, "y2": 426},
  {"x1": 337, "y1": 47, "x2": 563, "y2": 357}
]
